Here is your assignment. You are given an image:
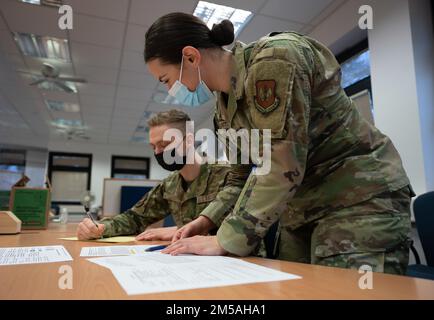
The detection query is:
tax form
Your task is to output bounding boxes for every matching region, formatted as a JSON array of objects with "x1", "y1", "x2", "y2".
[
  {"x1": 0, "y1": 245, "x2": 73, "y2": 266},
  {"x1": 87, "y1": 253, "x2": 301, "y2": 295}
]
